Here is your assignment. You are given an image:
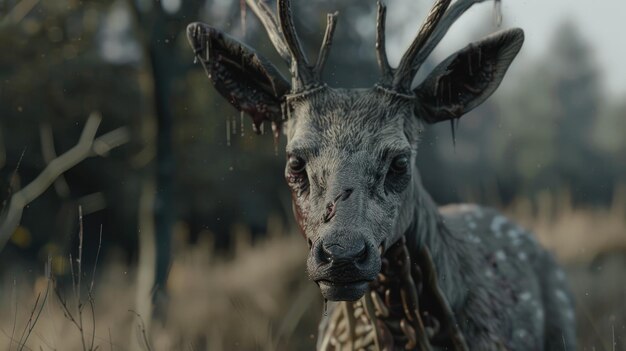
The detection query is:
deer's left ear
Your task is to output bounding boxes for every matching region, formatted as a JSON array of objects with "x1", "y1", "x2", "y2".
[{"x1": 413, "y1": 28, "x2": 524, "y2": 124}]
